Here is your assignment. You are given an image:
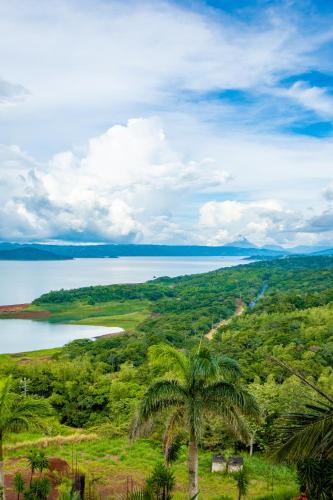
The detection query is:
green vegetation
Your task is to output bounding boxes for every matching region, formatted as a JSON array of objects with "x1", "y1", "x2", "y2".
[
  {"x1": 27, "y1": 299, "x2": 150, "y2": 330},
  {"x1": 4, "y1": 435, "x2": 298, "y2": 498},
  {"x1": 29, "y1": 256, "x2": 333, "y2": 347},
  {"x1": 234, "y1": 467, "x2": 249, "y2": 500},
  {"x1": 1, "y1": 255, "x2": 333, "y2": 497},
  {"x1": 273, "y1": 361, "x2": 333, "y2": 498},
  {"x1": 134, "y1": 345, "x2": 259, "y2": 498},
  {"x1": 13, "y1": 472, "x2": 24, "y2": 499},
  {"x1": 0, "y1": 377, "x2": 50, "y2": 499}
]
